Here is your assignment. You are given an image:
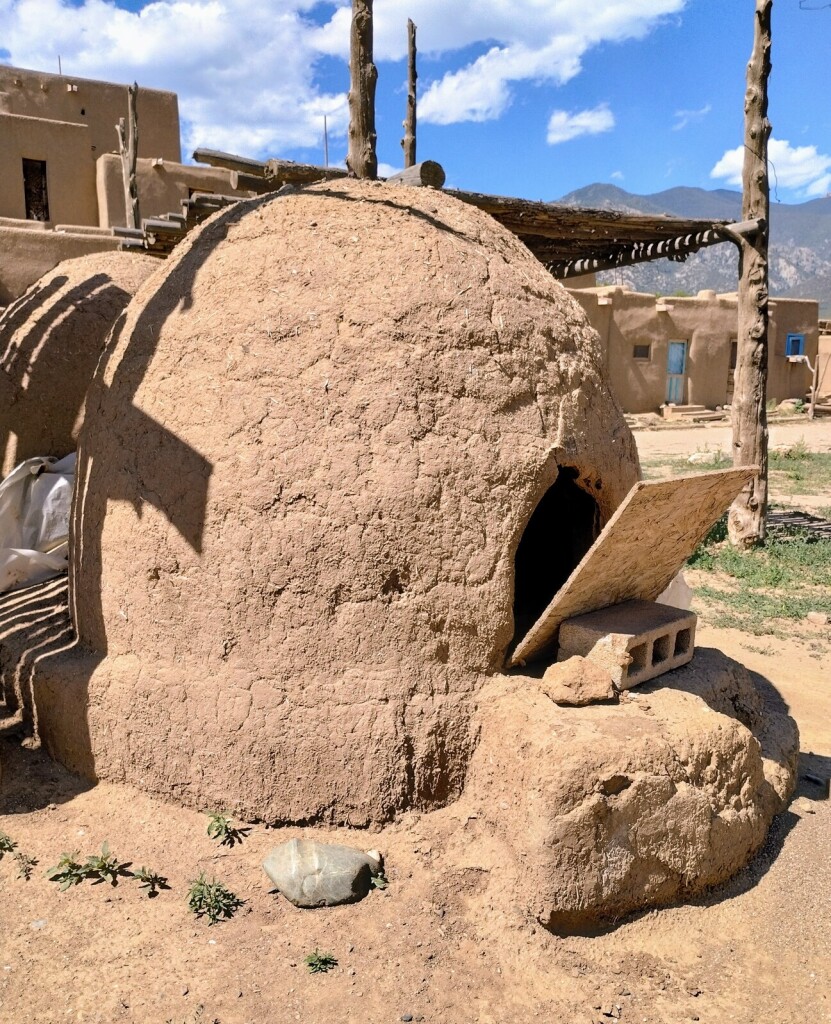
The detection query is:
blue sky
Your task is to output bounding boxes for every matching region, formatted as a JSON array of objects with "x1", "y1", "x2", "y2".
[{"x1": 2, "y1": 0, "x2": 829, "y2": 202}]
